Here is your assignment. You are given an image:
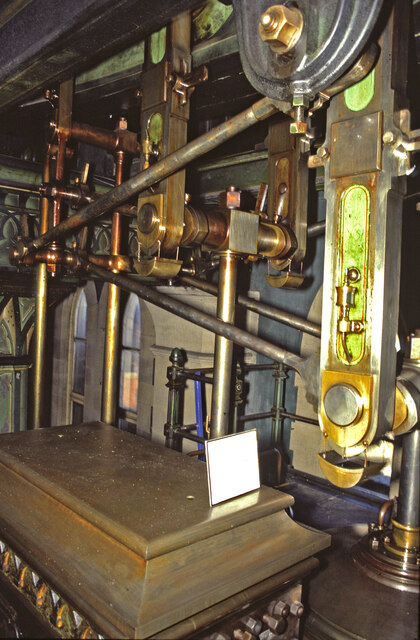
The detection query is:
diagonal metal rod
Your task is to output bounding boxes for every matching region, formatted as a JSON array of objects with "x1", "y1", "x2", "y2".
[
  {"x1": 23, "y1": 97, "x2": 280, "y2": 255},
  {"x1": 82, "y1": 259, "x2": 304, "y2": 373},
  {"x1": 179, "y1": 275, "x2": 321, "y2": 338}
]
